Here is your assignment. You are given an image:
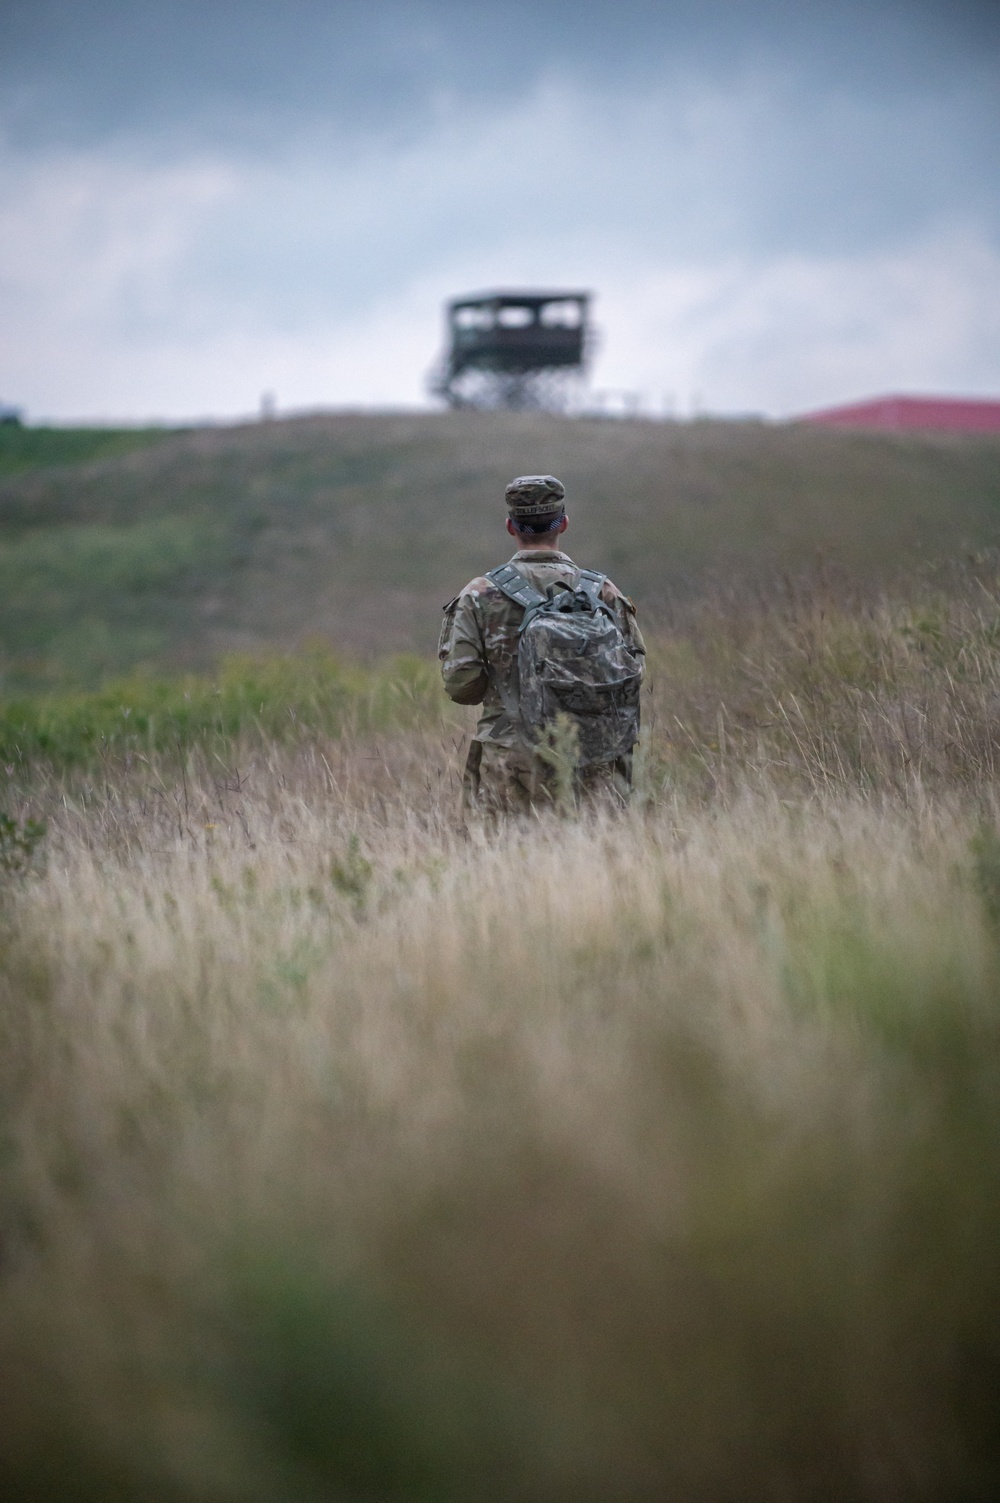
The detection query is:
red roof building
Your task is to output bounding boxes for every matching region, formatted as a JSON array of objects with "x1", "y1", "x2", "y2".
[{"x1": 796, "y1": 395, "x2": 1000, "y2": 433}]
